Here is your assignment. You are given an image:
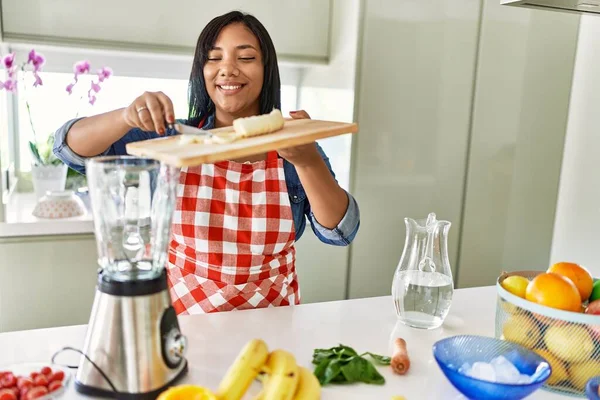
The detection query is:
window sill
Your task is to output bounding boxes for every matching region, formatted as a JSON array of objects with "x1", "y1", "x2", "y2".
[{"x1": 0, "y1": 192, "x2": 94, "y2": 238}]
